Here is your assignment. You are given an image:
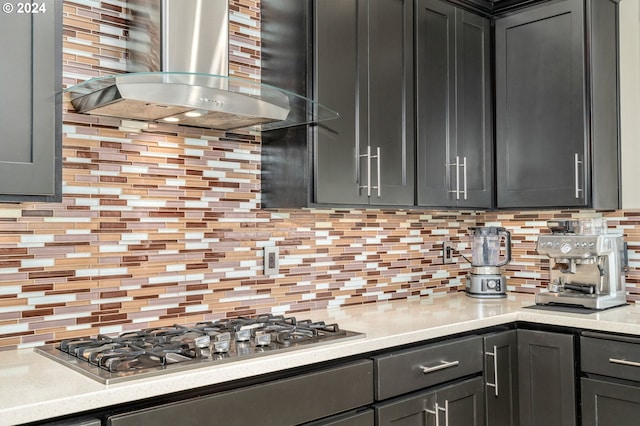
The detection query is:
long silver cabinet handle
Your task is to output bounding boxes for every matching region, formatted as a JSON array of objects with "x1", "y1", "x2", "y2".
[
  {"x1": 424, "y1": 404, "x2": 440, "y2": 426},
  {"x1": 420, "y1": 360, "x2": 460, "y2": 374},
  {"x1": 462, "y1": 156, "x2": 468, "y2": 200},
  {"x1": 359, "y1": 146, "x2": 371, "y2": 197},
  {"x1": 424, "y1": 401, "x2": 448, "y2": 426},
  {"x1": 370, "y1": 146, "x2": 381, "y2": 197},
  {"x1": 485, "y1": 346, "x2": 499, "y2": 397},
  {"x1": 447, "y1": 156, "x2": 461, "y2": 200},
  {"x1": 455, "y1": 156, "x2": 460, "y2": 200},
  {"x1": 609, "y1": 358, "x2": 640, "y2": 368},
  {"x1": 442, "y1": 401, "x2": 449, "y2": 426},
  {"x1": 574, "y1": 153, "x2": 583, "y2": 199}
]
